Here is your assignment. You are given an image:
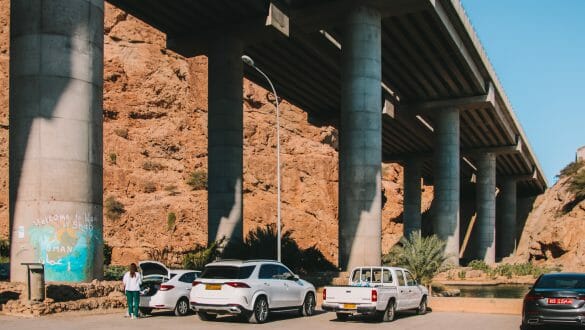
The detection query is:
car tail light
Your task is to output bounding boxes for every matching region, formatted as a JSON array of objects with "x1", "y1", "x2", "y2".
[
  {"x1": 524, "y1": 293, "x2": 543, "y2": 301},
  {"x1": 371, "y1": 289, "x2": 378, "y2": 302},
  {"x1": 323, "y1": 288, "x2": 327, "y2": 300},
  {"x1": 225, "y1": 282, "x2": 250, "y2": 288},
  {"x1": 159, "y1": 285, "x2": 175, "y2": 291},
  {"x1": 192, "y1": 281, "x2": 201, "y2": 287}
]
